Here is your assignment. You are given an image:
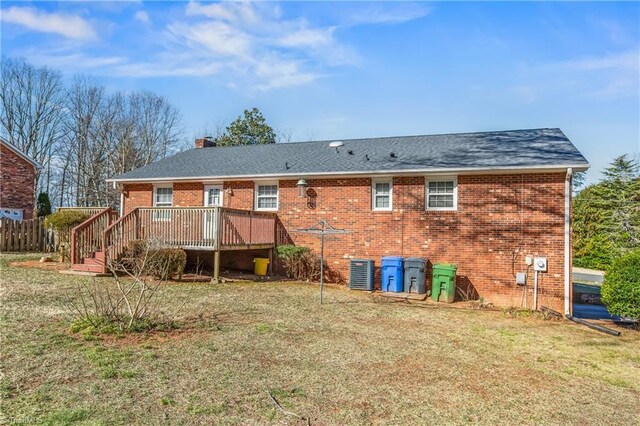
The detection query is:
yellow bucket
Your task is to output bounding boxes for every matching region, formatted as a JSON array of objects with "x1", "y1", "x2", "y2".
[{"x1": 254, "y1": 258, "x2": 269, "y2": 276}]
